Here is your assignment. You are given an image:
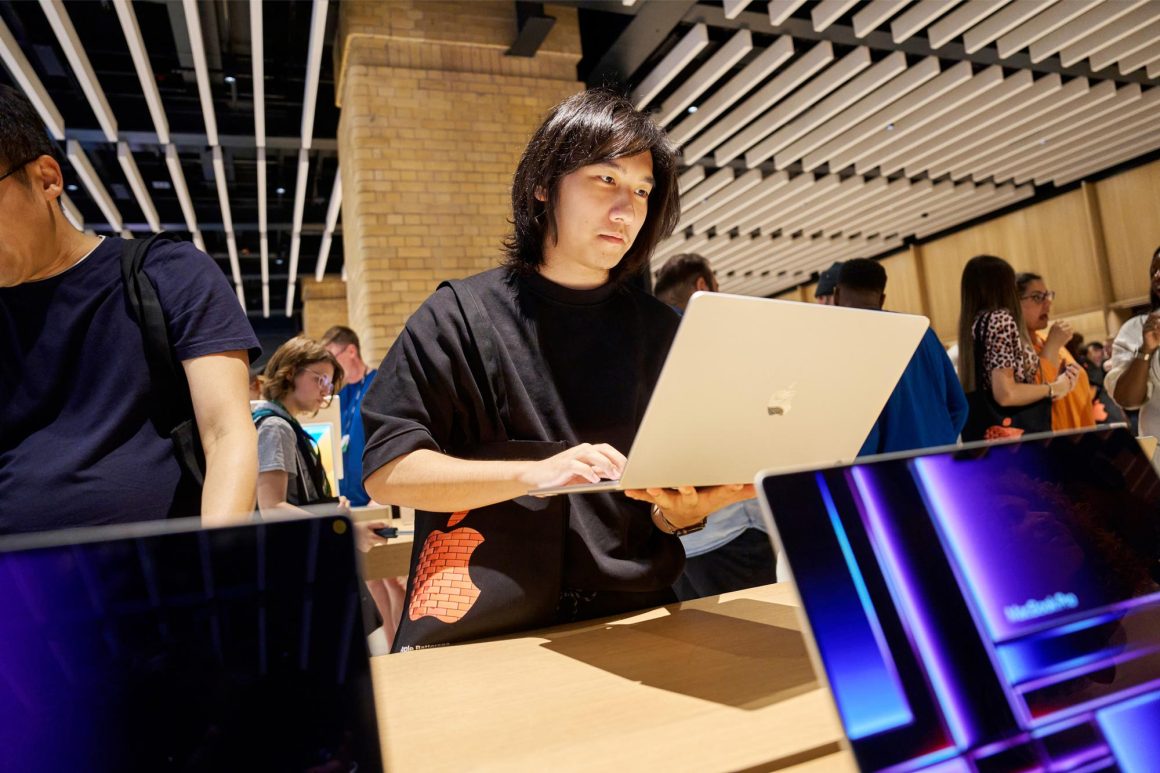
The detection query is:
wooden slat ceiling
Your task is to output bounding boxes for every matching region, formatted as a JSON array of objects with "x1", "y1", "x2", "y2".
[{"x1": 616, "y1": 0, "x2": 1160, "y2": 297}]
